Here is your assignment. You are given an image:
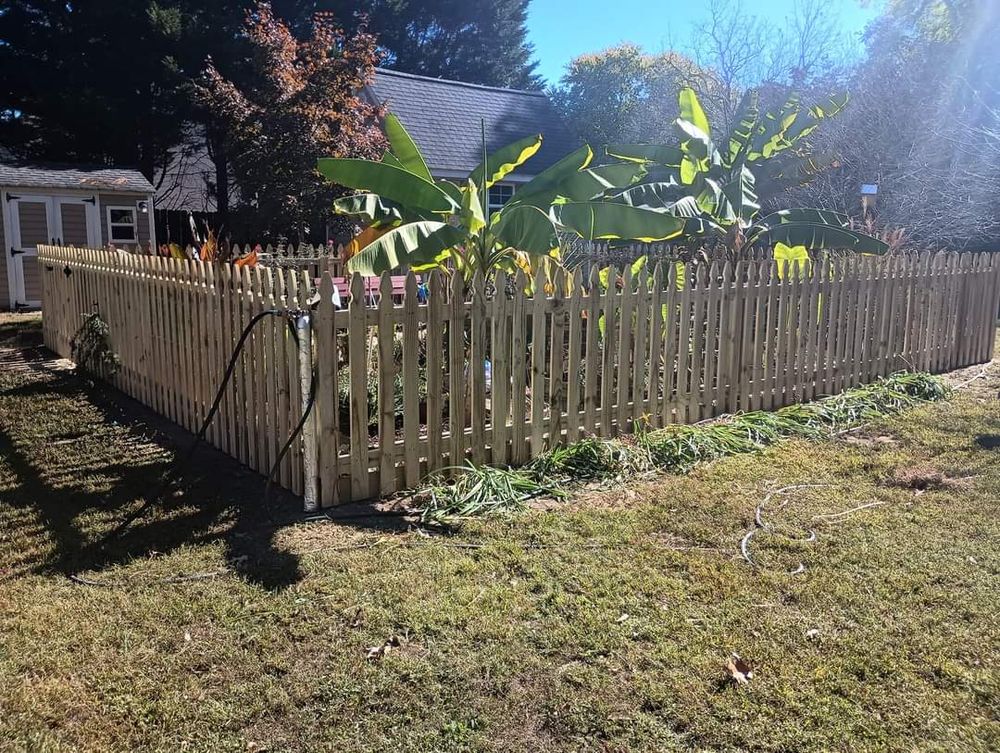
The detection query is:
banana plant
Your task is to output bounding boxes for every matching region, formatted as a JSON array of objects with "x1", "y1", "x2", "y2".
[
  {"x1": 603, "y1": 88, "x2": 889, "y2": 258},
  {"x1": 318, "y1": 114, "x2": 691, "y2": 281}
]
